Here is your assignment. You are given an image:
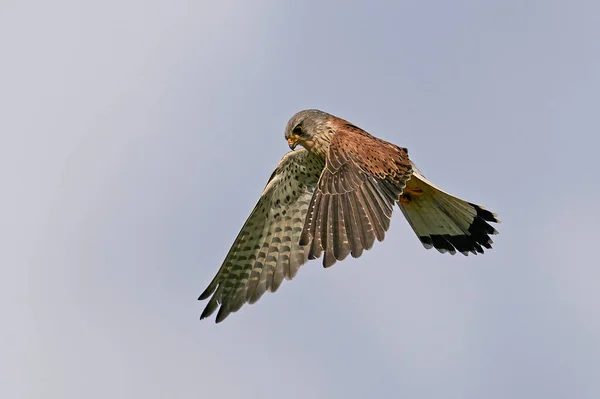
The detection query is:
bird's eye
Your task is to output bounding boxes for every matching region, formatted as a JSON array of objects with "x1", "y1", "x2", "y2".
[{"x1": 293, "y1": 125, "x2": 304, "y2": 135}]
